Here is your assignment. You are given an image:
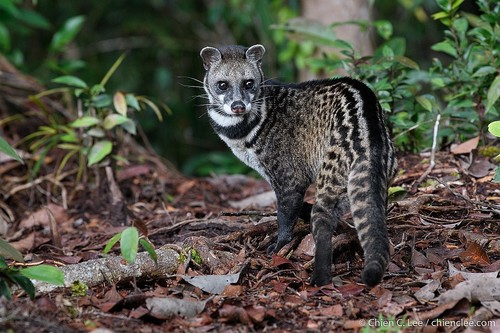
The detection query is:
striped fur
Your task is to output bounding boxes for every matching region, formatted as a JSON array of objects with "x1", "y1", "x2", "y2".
[{"x1": 200, "y1": 45, "x2": 397, "y2": 287}]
